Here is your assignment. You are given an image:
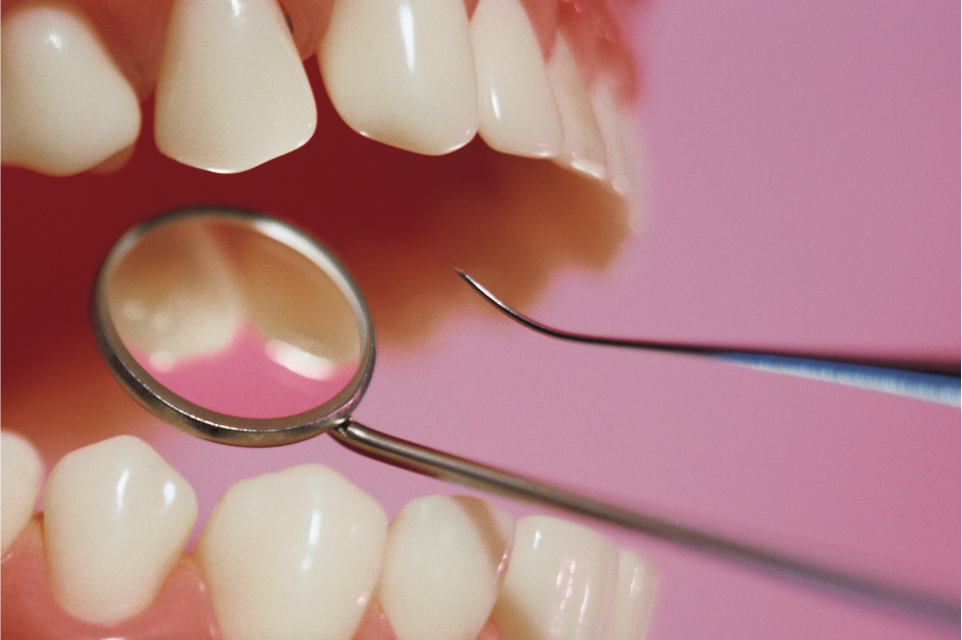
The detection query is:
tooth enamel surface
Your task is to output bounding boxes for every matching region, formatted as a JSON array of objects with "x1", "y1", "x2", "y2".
[
  {"x1": 590, "y1": 79, "x2": 632, "y2": 195},
  {"x1": 546, "y1": 36, "x2": 609, "y2": 181},
  {"x1": 197, "y1": 464, "x2": 388, "y2": 640},
  {"x1": 604, "y1": 549, "x2": 656, "y2": 640},
  {"x1": 319, "y1": 0, "x2": 479, "y2": 155},
  {"x1": 106, "y1": 218, "x2": 243, "y2": 367},
  {"x1": 0, "y1": 4, "x2": 141, "y2": 177},
  {"x1": 43, "y1": 436, "x2": 197, "y2": 624},
  {"x1": 470, "y1": 0, "x2": 563, "y2": 158},
  {"x1": 377, "y1": 495, "x2": 515, "y2": 640},
  {"x1": 1, "y1": 431, "x2": 43, "y2": 554},
  {"x1": 492, "y1": 515, "x2": 619, "y2": 640},
  {"x1": 154, "y1": 0, "x2": 317, "y2": 173}
]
